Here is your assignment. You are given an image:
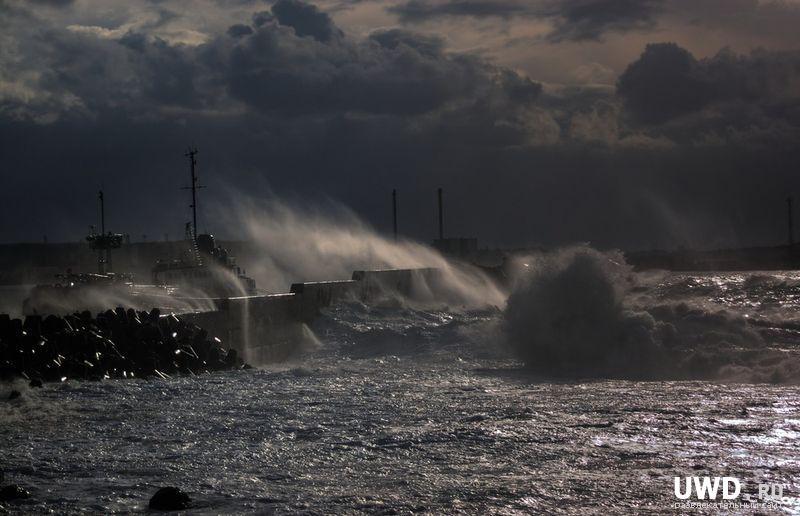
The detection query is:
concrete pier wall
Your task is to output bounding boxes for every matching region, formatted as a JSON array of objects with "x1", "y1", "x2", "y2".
[
  {"x1": 1, "y1": 267, "x2": 446, "y2": 363},
  {"x1": 290, "y1": 280, "x2": 359, "y2": 322},
  {"x1": 184, "y1": 293, "x2": 303, "y2": 363},
  {"x1": 184, "y1": 268, "x2": 445, "y2": 362},
  {"x1": 352, "y1": 268, "x2": 444, "y2": 302}
]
